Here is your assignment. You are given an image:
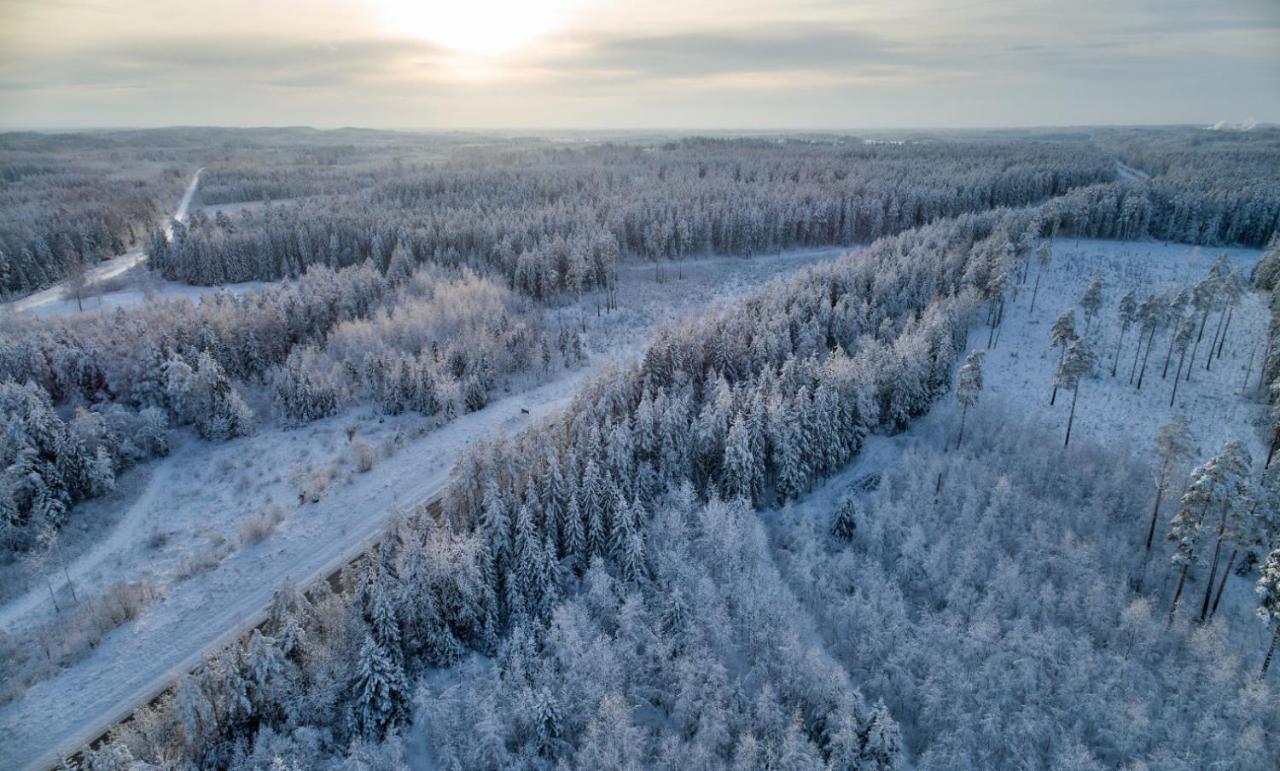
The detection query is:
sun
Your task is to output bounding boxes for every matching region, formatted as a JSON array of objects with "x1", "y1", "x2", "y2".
[{"x1": 370, "y1": 0, "x2": 583, "y2": 57}]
